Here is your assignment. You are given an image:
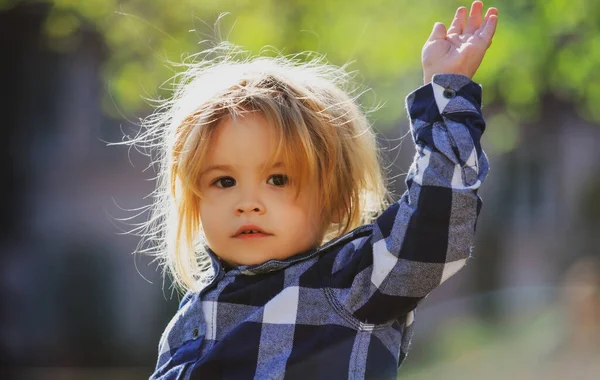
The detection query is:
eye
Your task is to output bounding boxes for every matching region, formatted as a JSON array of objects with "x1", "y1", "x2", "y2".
[
  {"x1": 213, "y1": 177, "x2": 236, "y2": 188},
  {"x1": 268, "y1": 174, "x2": 289, "y2": 187}
]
